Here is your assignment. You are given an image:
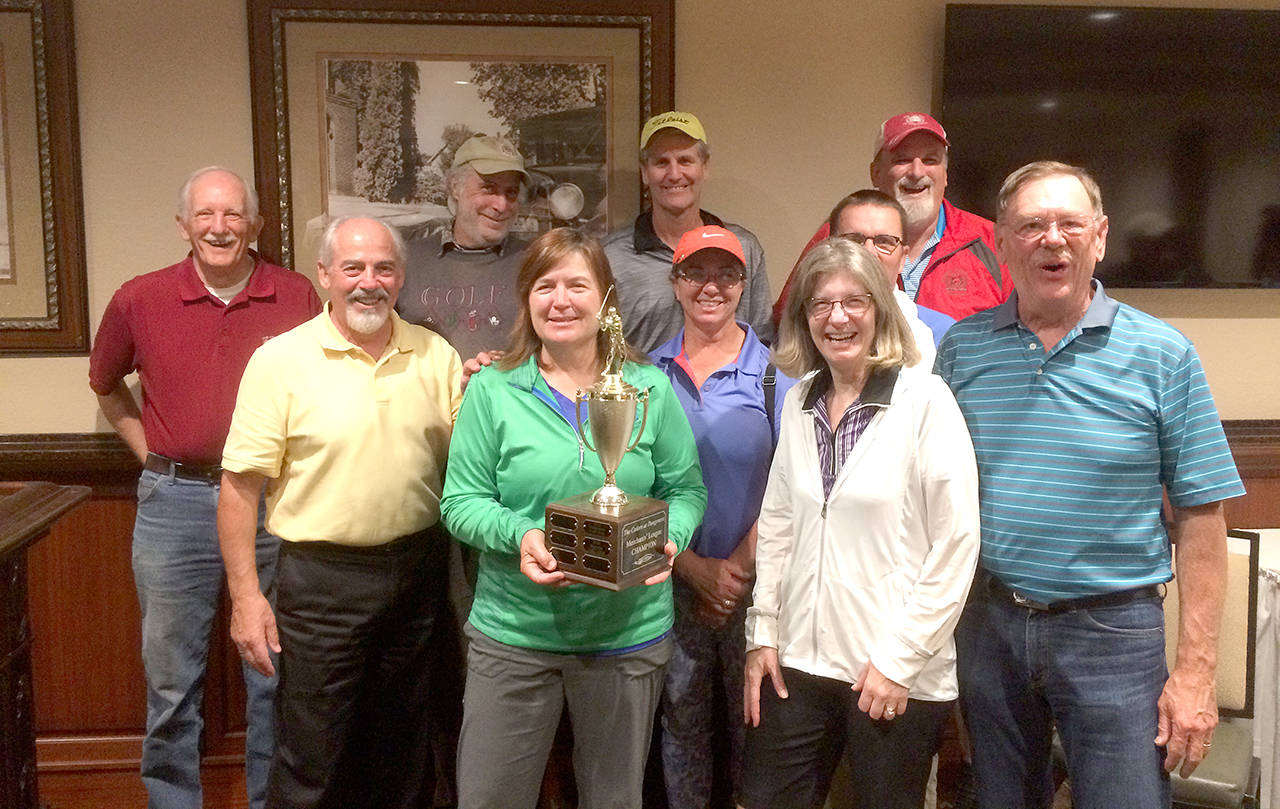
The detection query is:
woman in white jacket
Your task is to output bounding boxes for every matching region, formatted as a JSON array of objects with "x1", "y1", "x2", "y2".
[{"x1": 738, "y1": 237, "x2": 980, "y2": 809}]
